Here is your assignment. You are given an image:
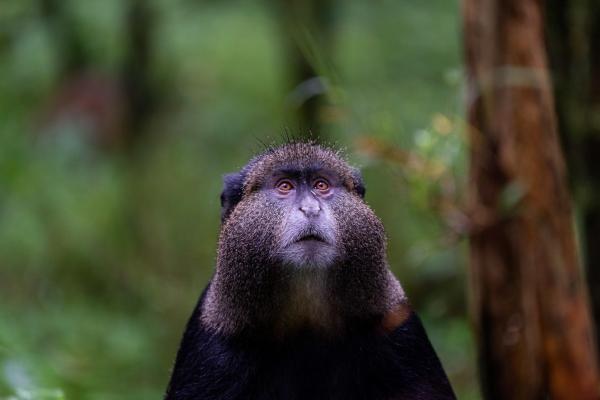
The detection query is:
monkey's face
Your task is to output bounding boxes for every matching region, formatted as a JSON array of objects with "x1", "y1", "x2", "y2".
[
  {"x1": 267, "y1": 168, "x2": 340, "y2": 268},
  {"x1": 220, "y1": 167, "x2": 342, "y2": 269},
  {"x1": 218, "y1": 143, "x2": 385, "y2": 272}
]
